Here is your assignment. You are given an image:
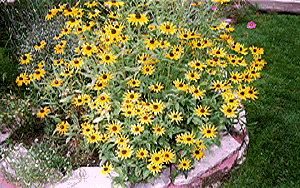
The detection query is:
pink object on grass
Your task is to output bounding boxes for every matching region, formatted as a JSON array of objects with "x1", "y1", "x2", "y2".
[{"x1": 247, "y1": 21, "x2": 256, "y2": 28}]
